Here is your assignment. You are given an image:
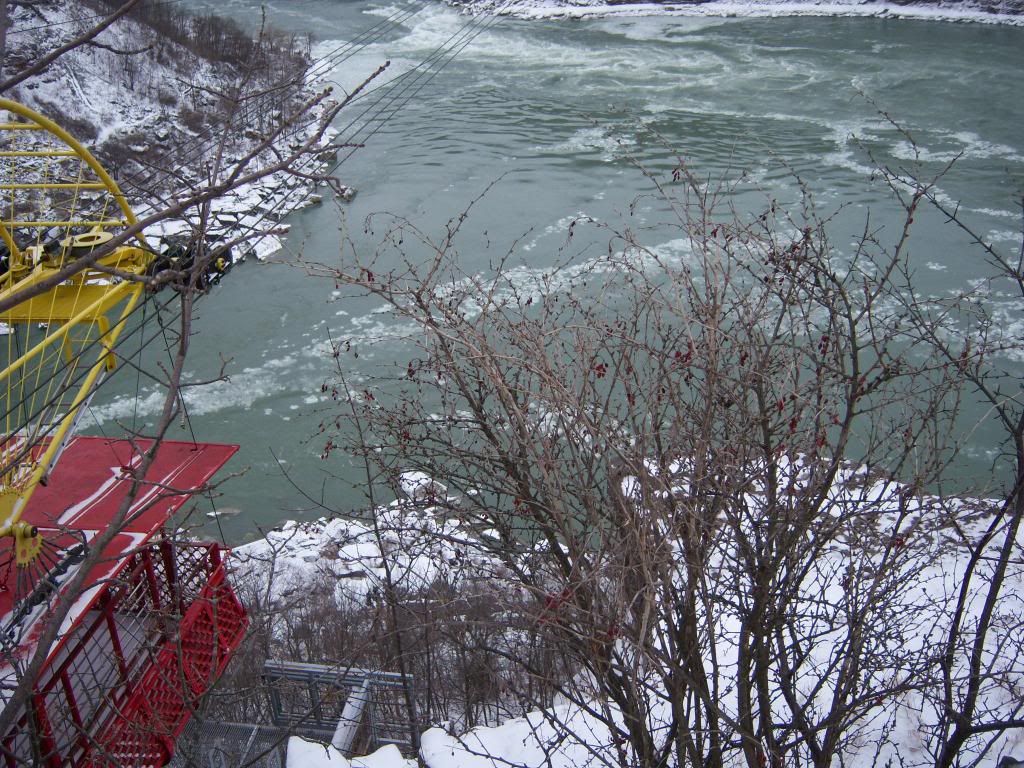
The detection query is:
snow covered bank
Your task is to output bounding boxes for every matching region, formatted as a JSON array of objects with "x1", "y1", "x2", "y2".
[
  {"x1": 287, "y1": 739, "x2": 415, "y2": 768},
  {"x1": 234, "y1": 457, "x2": 1024, "y2": 768},
  {"x1": 140, "y1": 119, "x2": 345, "y2": 264},
  {"x1": 450, "y1": 0, "x2": 1024, "y2": 24},
  {"x1": 231, "y1": 473, "x2": 500, "y2": 609},
  {"x1": 285, "y1": 707, "x2": 629, "y2": 768}
]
